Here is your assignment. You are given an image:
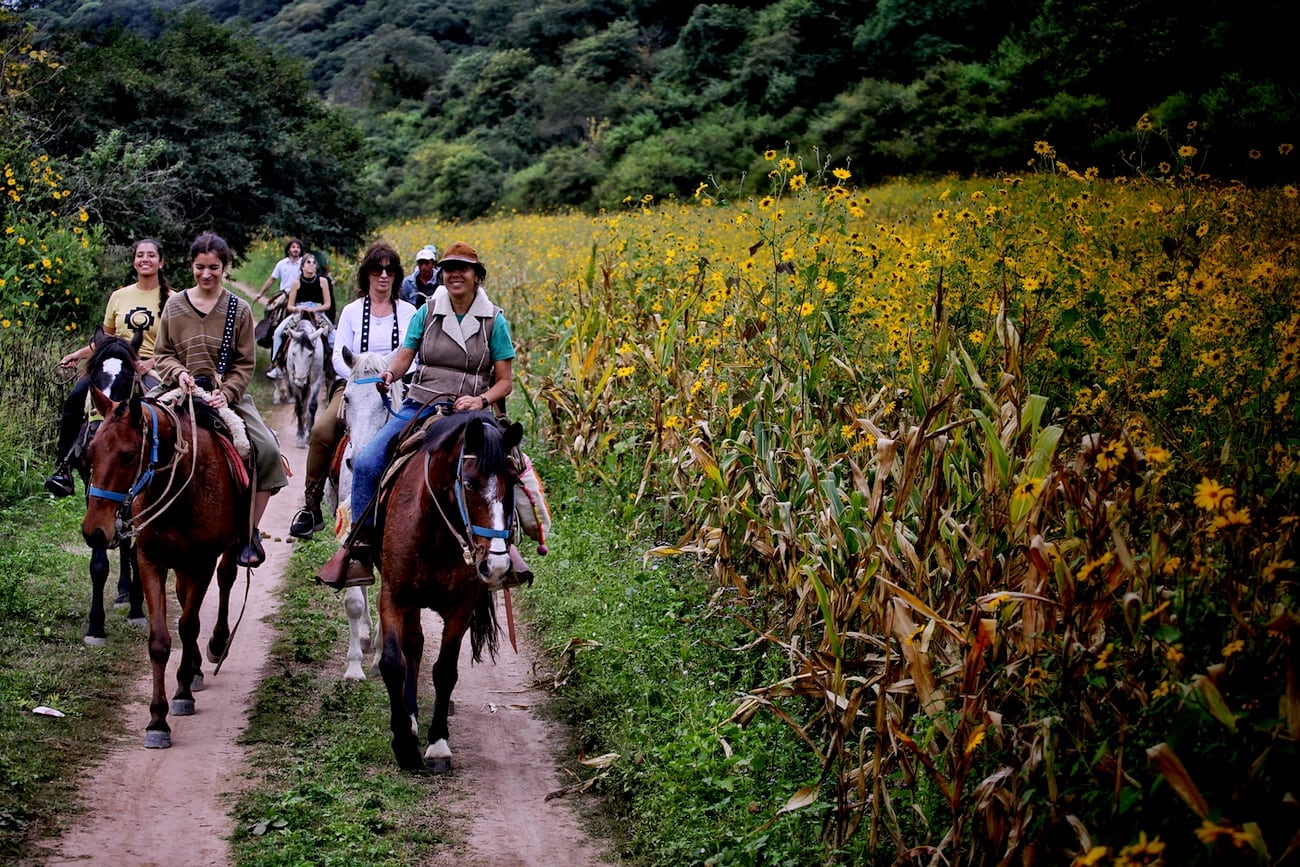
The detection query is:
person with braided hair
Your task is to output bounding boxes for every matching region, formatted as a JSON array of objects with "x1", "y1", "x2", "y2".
[{"x1": 45, "y1": 238, "x2": 171, "y2": 498}]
